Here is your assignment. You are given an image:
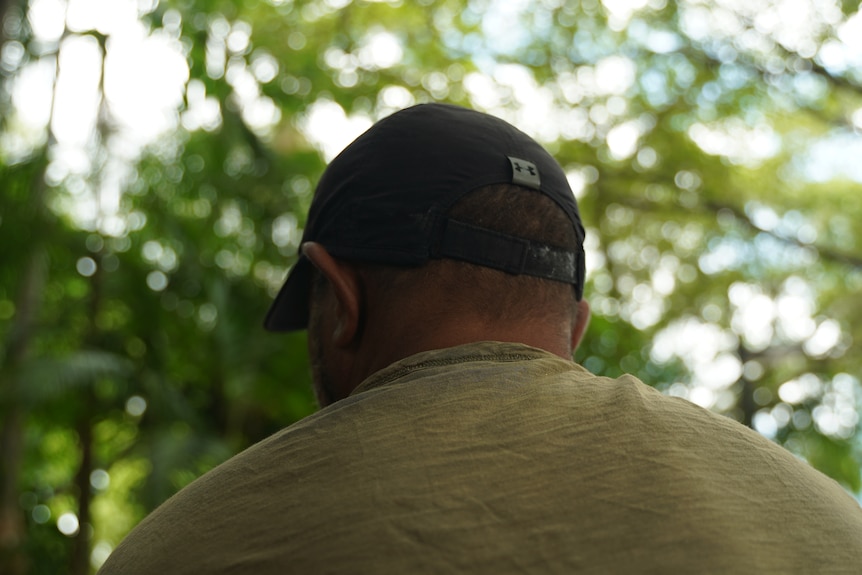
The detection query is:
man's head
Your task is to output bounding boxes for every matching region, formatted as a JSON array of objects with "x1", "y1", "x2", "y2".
[{"x1": 265, "y1": 104, "x2": 590, "y2": 405}]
